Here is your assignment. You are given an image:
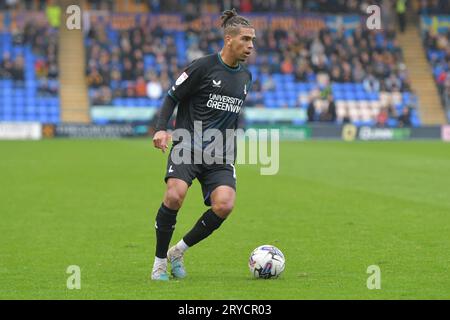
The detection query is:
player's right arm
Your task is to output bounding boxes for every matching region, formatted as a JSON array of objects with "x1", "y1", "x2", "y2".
[
  {"x1": 153, "y1": 58, "x2": 206, "y2": 153},
  {"x1": 153, "y1": 94, "x2": 177, "y2": 153}
]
